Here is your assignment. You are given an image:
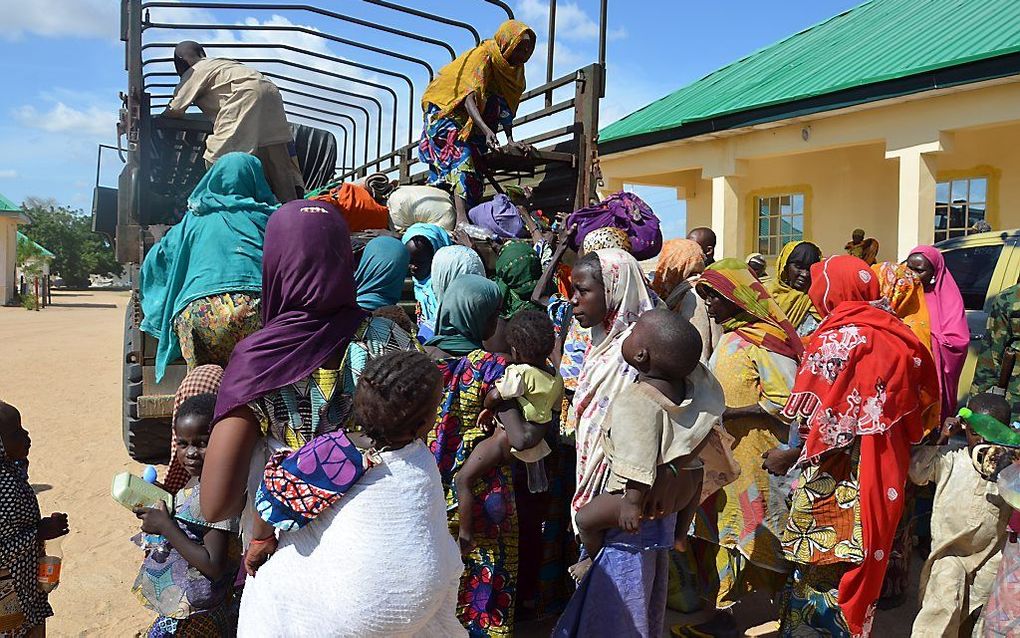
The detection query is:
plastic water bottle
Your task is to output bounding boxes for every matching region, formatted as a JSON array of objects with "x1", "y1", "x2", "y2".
[
  {"x1": 998, "y1": 462, "x2": 1020, "y2": 511},
  {"x1": 37, "y1": 538, "x2": 62, "y2": 593},
  {"x1": 958, "y1": 407, "x2": 1020, "y2": 446},
  {"x1": 525, "y1": 459, "x2": 549, "y2": 493}
]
